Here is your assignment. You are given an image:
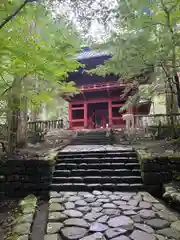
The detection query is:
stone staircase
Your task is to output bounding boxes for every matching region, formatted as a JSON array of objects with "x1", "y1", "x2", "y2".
[
  {"x1": 70, "y1": 130, "x2": 111, "y2": 145},
  {"x1": 51, "y1": 149, "x2": 143, "y2": 191}
]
